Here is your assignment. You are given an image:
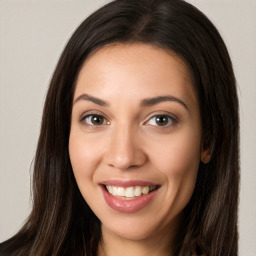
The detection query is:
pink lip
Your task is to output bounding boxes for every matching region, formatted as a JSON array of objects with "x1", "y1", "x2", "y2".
[{"x1": 100, "y1": 180, "x2": 160, "y2": 213}]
